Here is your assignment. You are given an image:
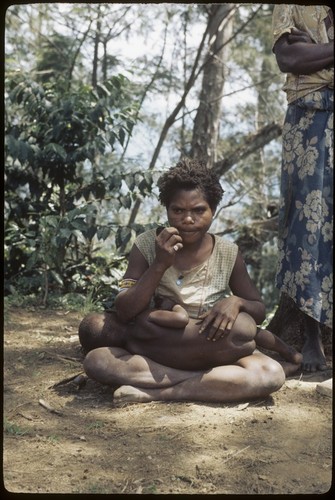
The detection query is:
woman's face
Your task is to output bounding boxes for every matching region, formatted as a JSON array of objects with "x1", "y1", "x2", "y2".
[{"x1": 167, "y1": 188, "x2": 214, "y2": 245}]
